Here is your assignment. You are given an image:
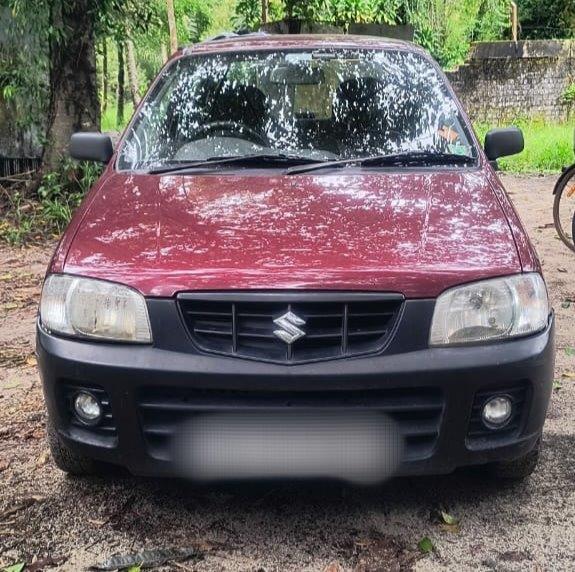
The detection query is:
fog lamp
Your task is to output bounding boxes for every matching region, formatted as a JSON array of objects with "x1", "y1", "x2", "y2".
[
  {"x1": 481, "y1": 396, "x2": 512, "y2": 428},
  {"x1": 73, "y1": 391, "x2": 102, "y2": 424}
]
